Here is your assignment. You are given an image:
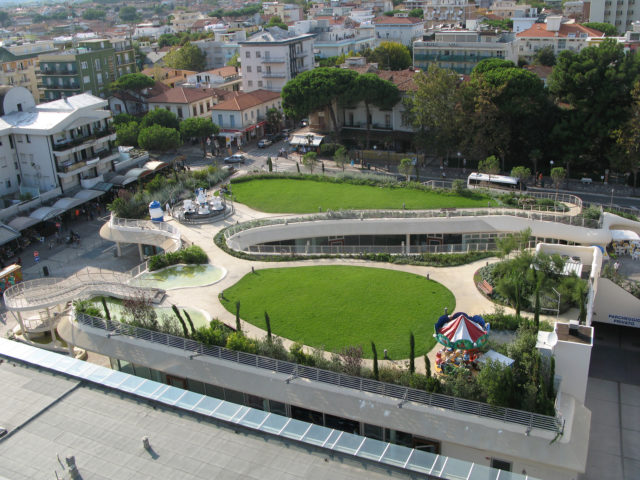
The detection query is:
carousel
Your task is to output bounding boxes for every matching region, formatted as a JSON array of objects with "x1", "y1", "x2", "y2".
[
  {"x1": 175, "y1": 188, "x2": 229, "y2": 224},
  {"x1": 433, "y1": 312, "x2": 490, "y2": 374}
]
